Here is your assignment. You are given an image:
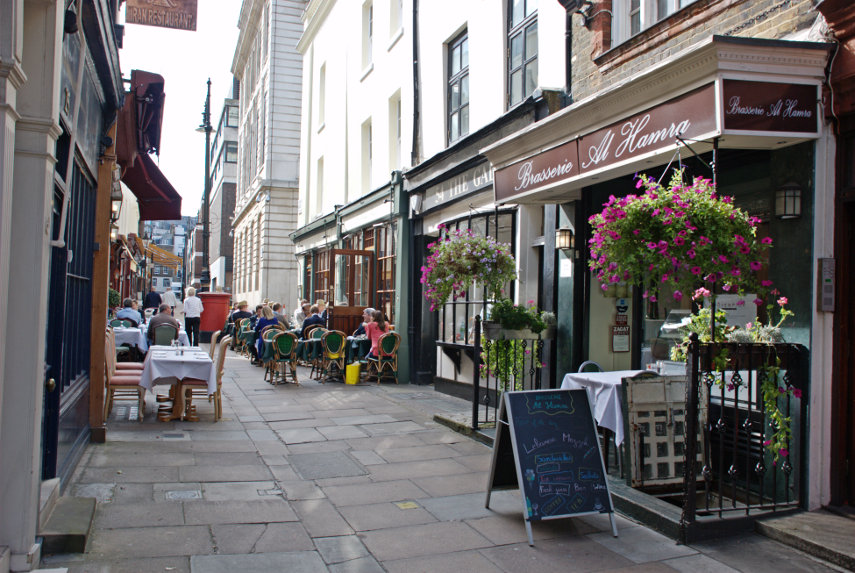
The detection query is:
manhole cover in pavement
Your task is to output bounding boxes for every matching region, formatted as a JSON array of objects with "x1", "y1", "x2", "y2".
[{"x1": 165, "y1": 490, "x2": 202, "y2": 500}]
